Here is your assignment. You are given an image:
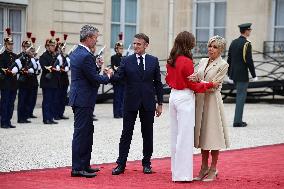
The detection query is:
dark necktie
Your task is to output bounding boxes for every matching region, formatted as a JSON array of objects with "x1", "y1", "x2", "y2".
[{"x1": 138, "y1": 56, "x2": 144, "y2": 73}]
